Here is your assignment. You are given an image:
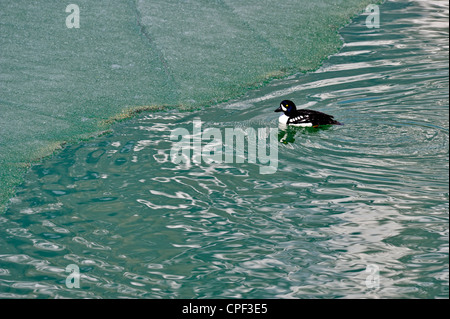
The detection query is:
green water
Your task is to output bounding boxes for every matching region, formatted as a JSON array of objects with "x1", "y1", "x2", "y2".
[
  {"x1": 0, "y1": 0, "x2": 380, "y2": 210},
  {"x1": 1, "y1": 0, "x2": 449, "y2": 299}
]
